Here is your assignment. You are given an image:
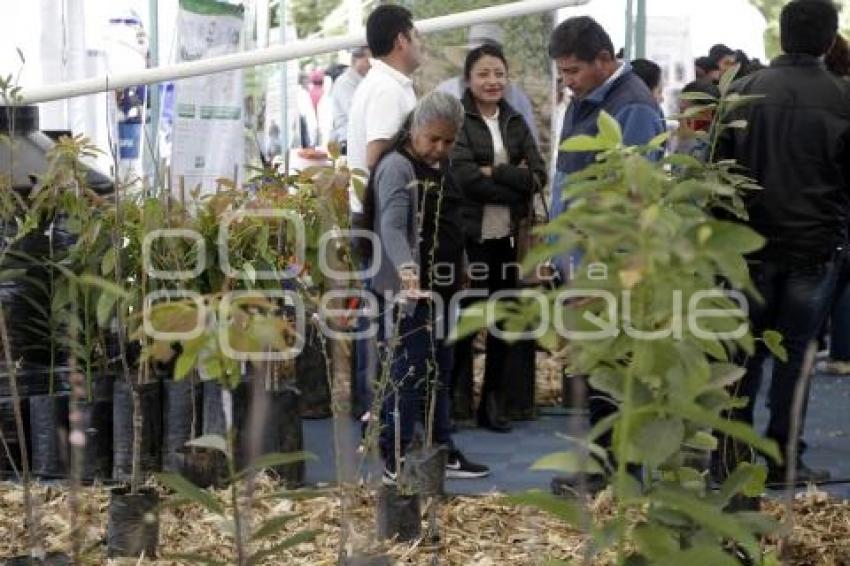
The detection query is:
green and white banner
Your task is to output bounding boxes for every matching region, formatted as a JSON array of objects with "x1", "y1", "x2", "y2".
[{"x1": 171, "y1": 0, "x2": 245, "y2": 194}]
